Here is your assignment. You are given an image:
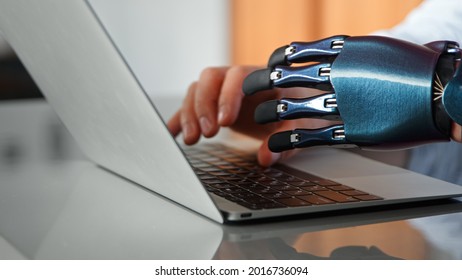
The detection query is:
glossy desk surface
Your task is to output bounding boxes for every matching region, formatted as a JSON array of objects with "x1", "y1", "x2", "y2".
[{"x1": 1, "y1": 99, "x2": 462, "y2": 260}]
